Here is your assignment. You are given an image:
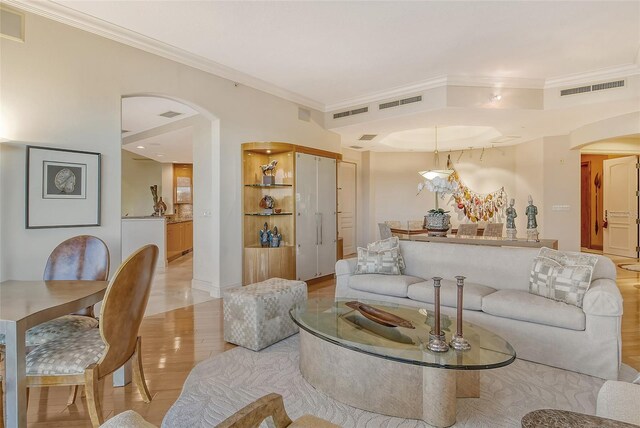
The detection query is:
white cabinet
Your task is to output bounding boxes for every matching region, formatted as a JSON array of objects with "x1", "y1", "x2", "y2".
[{"x1": 295, "y1": 153, "x2": 337, "y2": 280}]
